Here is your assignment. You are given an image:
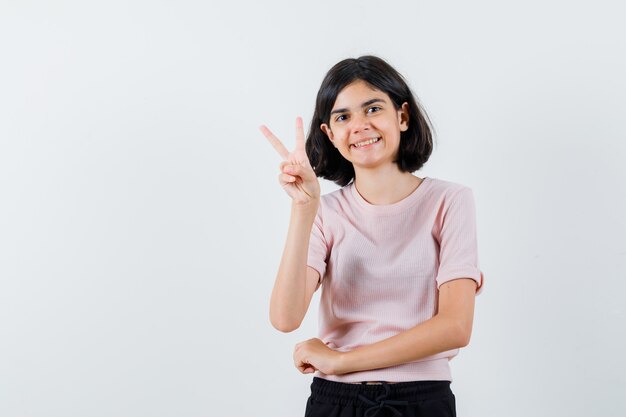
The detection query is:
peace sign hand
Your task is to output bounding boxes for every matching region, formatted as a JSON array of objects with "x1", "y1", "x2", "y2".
[{"x1": 260, "y1": 117, "x2": 321, "y2": 205}]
